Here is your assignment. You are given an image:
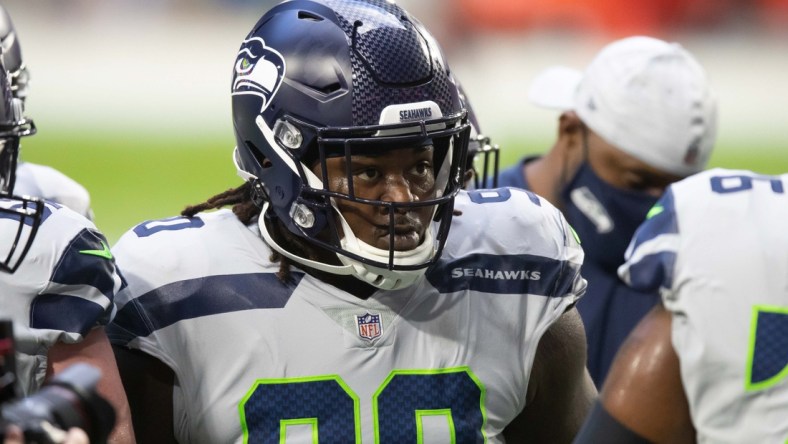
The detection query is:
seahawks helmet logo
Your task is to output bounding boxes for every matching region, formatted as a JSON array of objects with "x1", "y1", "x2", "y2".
[{"x1": 231, "y1": 37, "x2": 285, "y2": 112}]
